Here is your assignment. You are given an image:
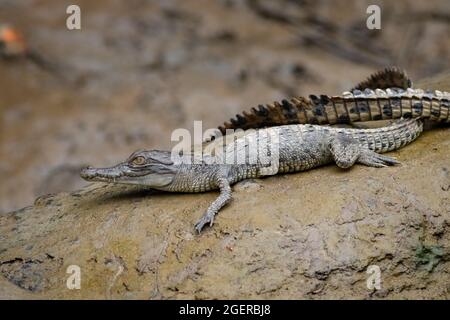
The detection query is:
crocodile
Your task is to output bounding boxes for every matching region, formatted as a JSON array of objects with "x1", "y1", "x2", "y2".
[
  {"x1": 81, "y1": 118, "x2": 423, "y2": 233},
  {"x1": 218, "y1": 68, "x2": 449, "y2": 134}
]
